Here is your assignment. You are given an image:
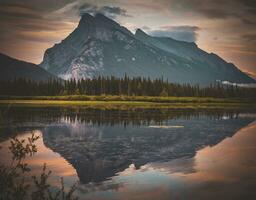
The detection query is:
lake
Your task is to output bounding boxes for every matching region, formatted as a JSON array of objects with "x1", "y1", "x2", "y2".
[{"x1": 0, "y1": 106, "x2": 256, "y2": 200}]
